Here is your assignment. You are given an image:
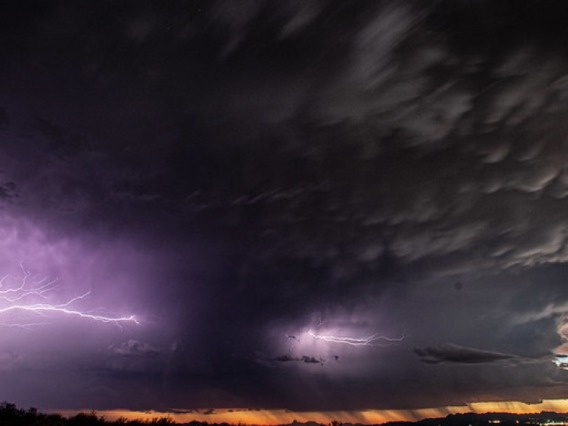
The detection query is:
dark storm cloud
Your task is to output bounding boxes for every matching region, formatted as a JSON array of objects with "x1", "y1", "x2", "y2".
[
  {"x1": 2, "y1": 0, "x2": 568, "y2": 414},
  {"x1": 267, "y1": 354, "x2": 323, "y2": 365},
  {"x1": 106, "y1": 339, "x2": 163, "y2": 357},
  {"x1": 98, "y1": 340, "x2": 178, "y2": 375},
  {"x1": 3, "y1": 0, "x2": 567, "y2": 281},
  {"x1": 0, "y1": 181, "x2": 17, "y2": 201},
  {"x1": 415, "y1": 344, "x2": 515, "y2": 365}
]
